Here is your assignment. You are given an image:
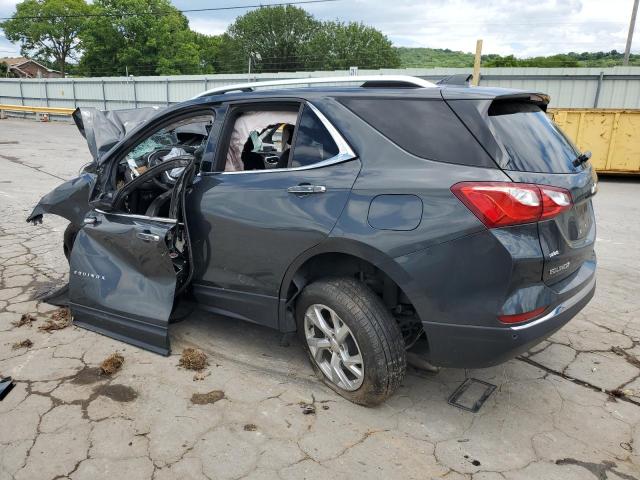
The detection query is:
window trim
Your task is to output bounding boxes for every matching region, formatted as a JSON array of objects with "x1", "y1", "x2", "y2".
[
  {"x1": 95, "y1": 209, "x2": 178, "y2": 224},
  {"x1": 215, "y1": 101, "x2": 356, "y2": 176}
]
